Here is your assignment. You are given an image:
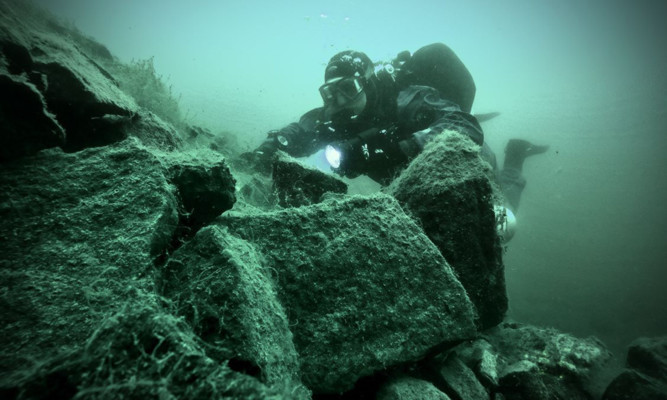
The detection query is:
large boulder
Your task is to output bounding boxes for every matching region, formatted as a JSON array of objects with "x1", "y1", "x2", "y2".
[
  {"x1": 216, "y1": 193, "x2": 477, "y2": 393},
  {"x1": 3, "y1": 294, "x2": 292, "y2": 399},
  {"x1": 0, "y1": 139, "x2": 179, "y2": 387},
  {"x1": 0, "y1": 137, "x2": 283, "y2": 398},
  {"x1": 156, "y1": 147, "x2": 237, "y2": 237},
  {"x1": 161, "y1": 225, "x2": 309, "y2": 398},
  {"x1": 447, "y1": 321, "x2": 615, "y2": 400},
  {"x1": 603, "y1": 336, "x2": 667, "y2": 400},
  {"x1": 387, "y1": 131, "x2": 506, "y2": 330},
  {"x1": 0, "y1": 0, "x2": 184, "y2": 161}
]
